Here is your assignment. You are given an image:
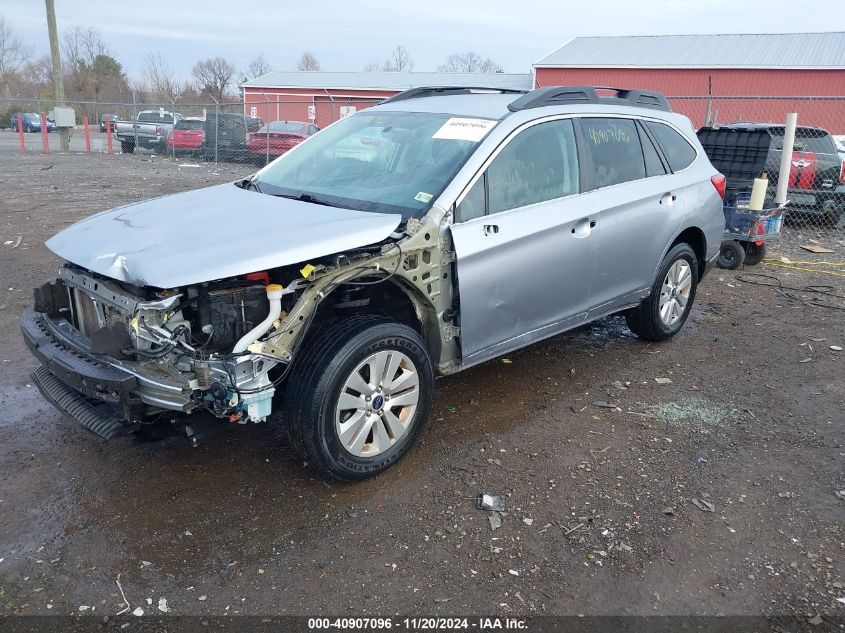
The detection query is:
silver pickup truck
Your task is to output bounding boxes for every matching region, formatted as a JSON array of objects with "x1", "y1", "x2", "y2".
[{"x1": 114, "y1": 110, "x2": 182, "y2": 154}]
